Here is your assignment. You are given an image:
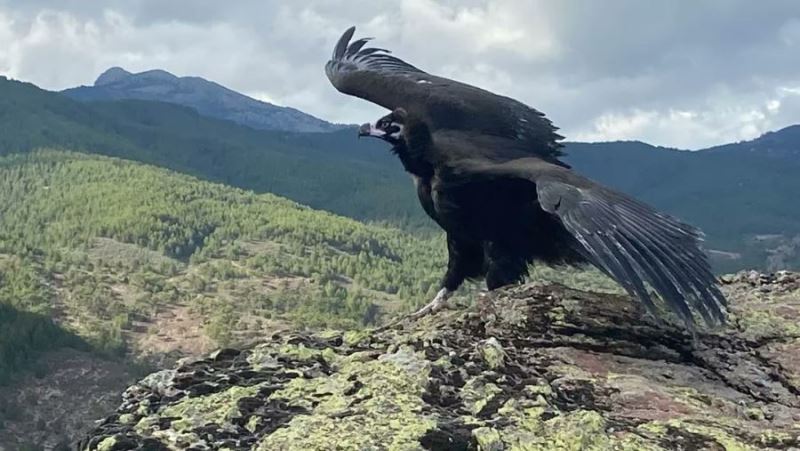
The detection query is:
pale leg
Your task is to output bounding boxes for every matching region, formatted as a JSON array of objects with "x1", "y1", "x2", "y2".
[{"x1": 409, "y1": 287, "x2": 453, "y2": 319}]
